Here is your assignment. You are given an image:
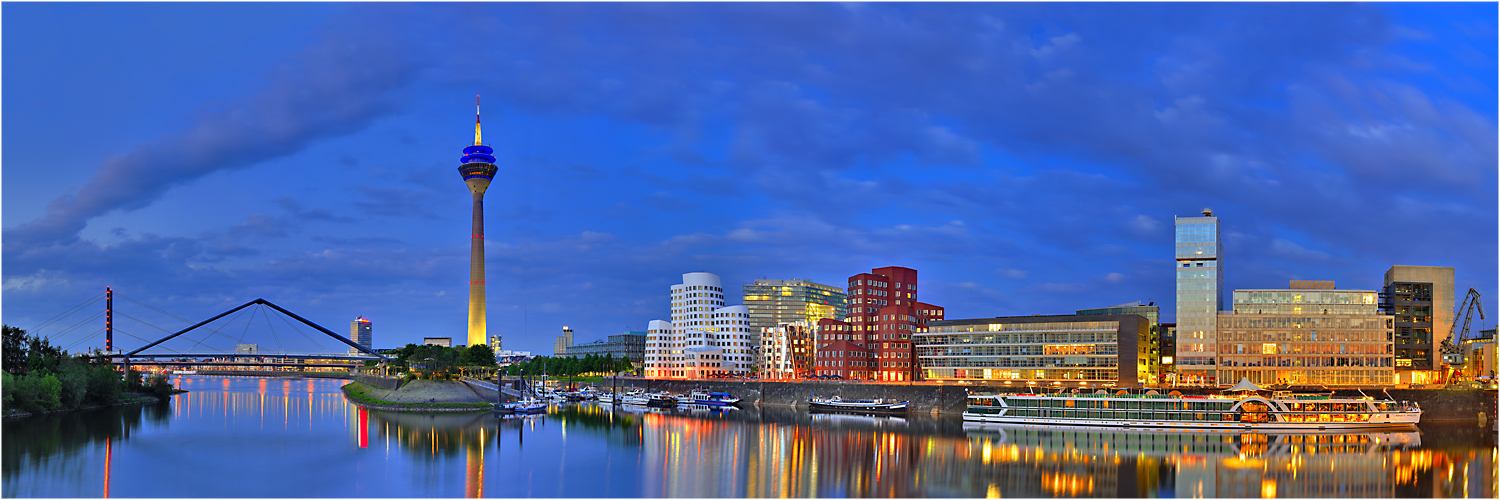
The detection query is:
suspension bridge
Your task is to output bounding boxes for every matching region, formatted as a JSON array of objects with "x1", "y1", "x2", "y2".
[{"x1": 18, "y1": 288, "x2": 387, "y2": 375}]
